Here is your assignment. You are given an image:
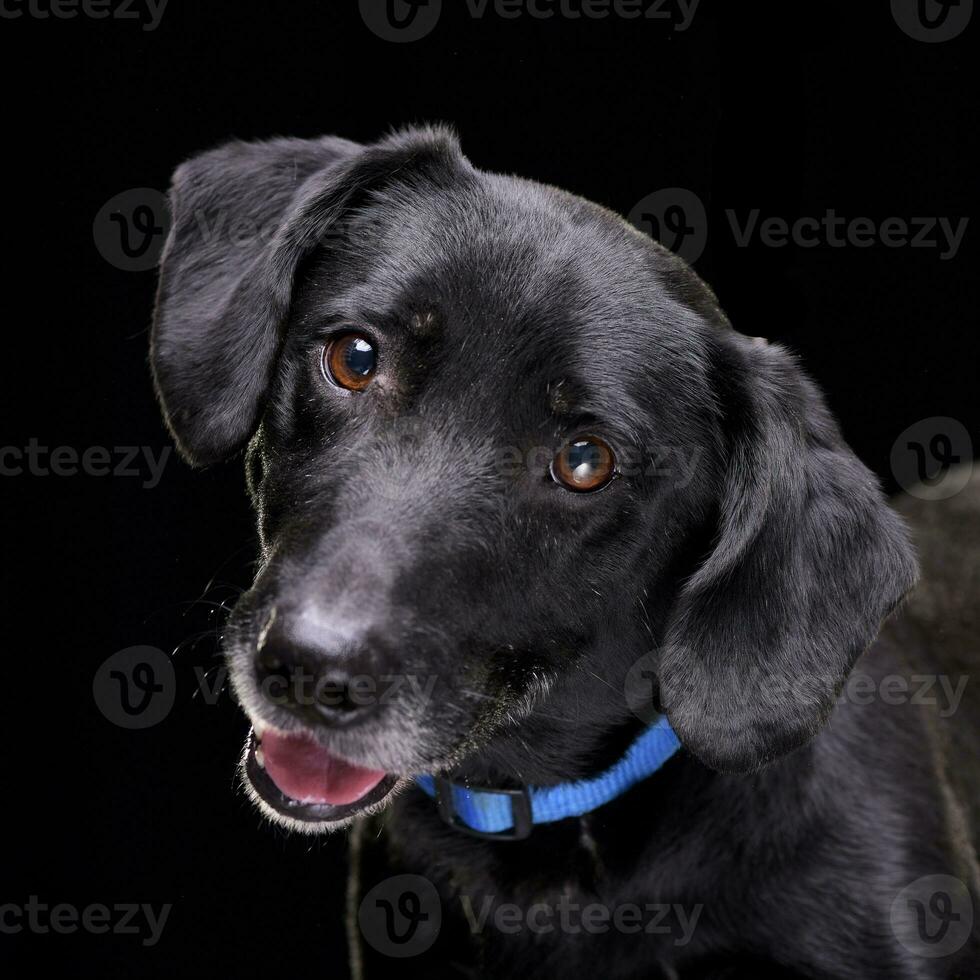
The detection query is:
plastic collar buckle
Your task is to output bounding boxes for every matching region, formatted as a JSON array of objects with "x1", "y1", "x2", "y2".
[{"x1": 433, "y1": 777, "x2": 533, "y2": 841}]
